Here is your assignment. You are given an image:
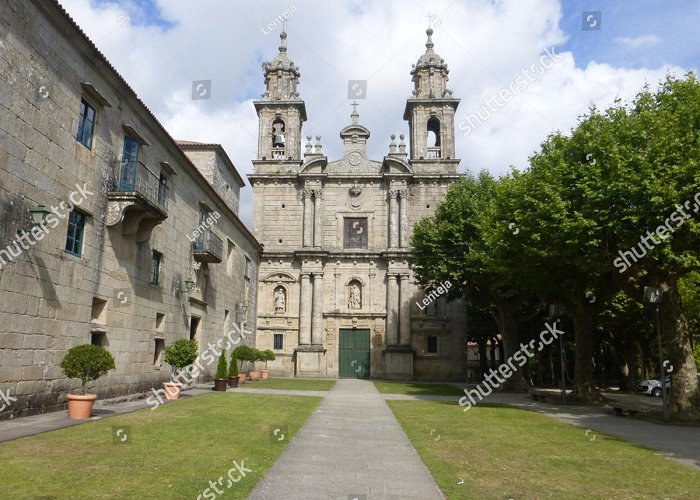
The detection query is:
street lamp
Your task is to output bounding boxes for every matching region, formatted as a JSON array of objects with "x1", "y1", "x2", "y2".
[
  {"x1": 237, "y1": 303, "x2": 249, "y2": 325},
  {"x1": 644, "y1": 286, "x2": 668, "y2": 421},
  {"x1": 17, "y1": 204, "x2": 51, "y2": 235},
  {"x1": 29, "y1": 205, "x2": 50, "y2": 226},
  {"x1": 549, "y1": 304, "x2": 567, "y2": 404}
]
